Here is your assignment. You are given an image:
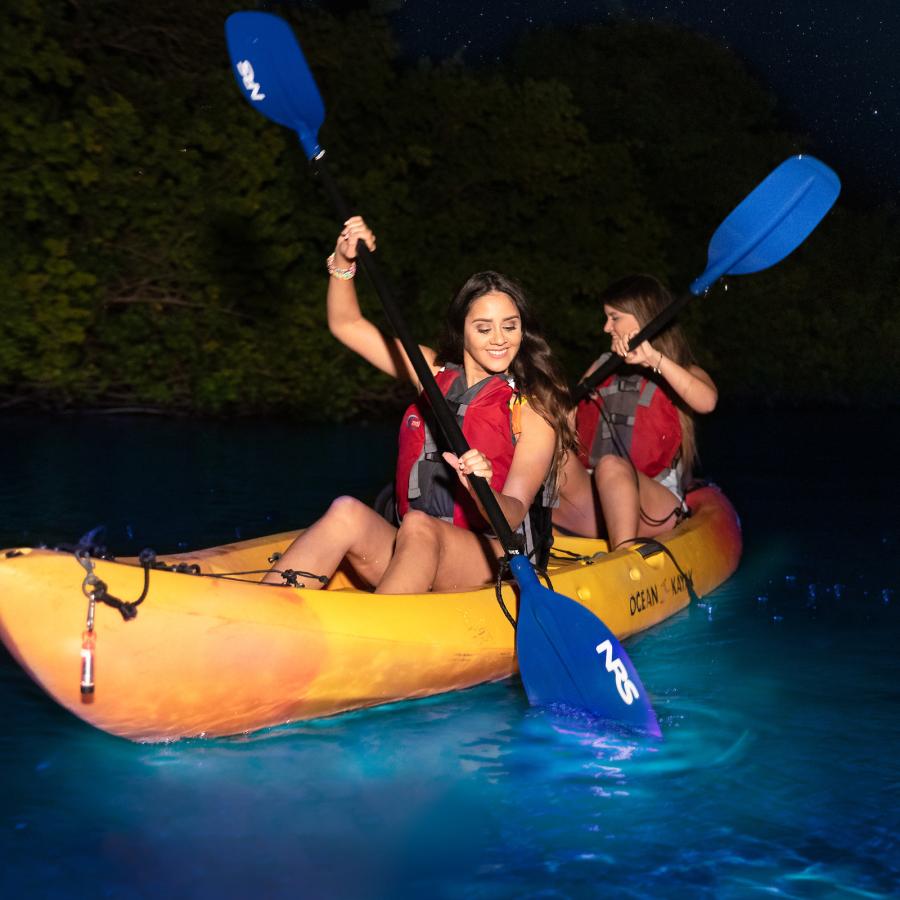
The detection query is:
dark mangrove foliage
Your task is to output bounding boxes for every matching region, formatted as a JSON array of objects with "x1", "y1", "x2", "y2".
[{"x1": 2, "y1": 0, "x2": 897, "y2": 416}]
